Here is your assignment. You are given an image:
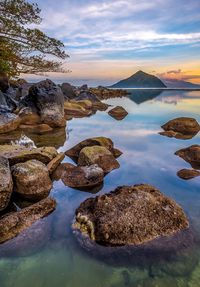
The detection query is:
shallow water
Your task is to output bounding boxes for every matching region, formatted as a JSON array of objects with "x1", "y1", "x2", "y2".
[{"x1": 0, "y1": 90, "x2": 200, "y2": 287}]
